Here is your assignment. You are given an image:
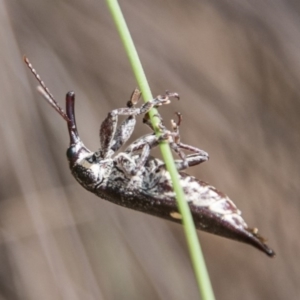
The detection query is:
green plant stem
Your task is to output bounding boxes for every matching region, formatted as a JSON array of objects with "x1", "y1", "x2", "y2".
[{"x1": 105, "y1": 1, "x2": 215, "y2": 299}]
